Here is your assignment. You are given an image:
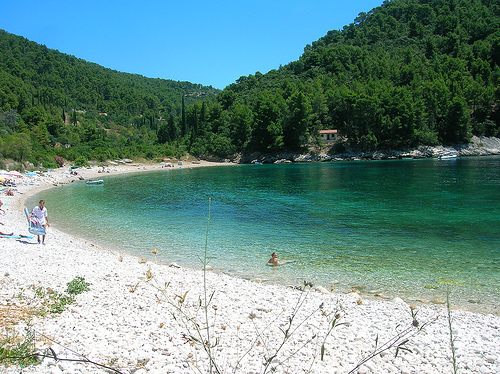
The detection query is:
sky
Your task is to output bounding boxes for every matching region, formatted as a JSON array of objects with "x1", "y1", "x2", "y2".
[{"x1": 0, "y1": 1, "x2": 384, "y2": 89}]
